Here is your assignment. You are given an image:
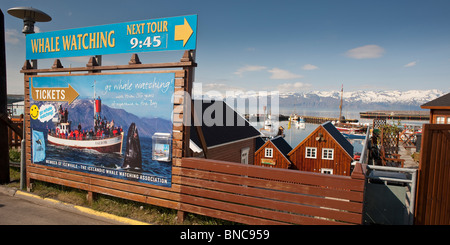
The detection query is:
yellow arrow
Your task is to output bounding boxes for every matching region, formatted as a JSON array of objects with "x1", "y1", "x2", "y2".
[
  {"x1": 31, "y1": 80, "x2": 79, "y2": 104},
  {"x1": 174, "y1": 18, "x2": 193, "y2": 47}
]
